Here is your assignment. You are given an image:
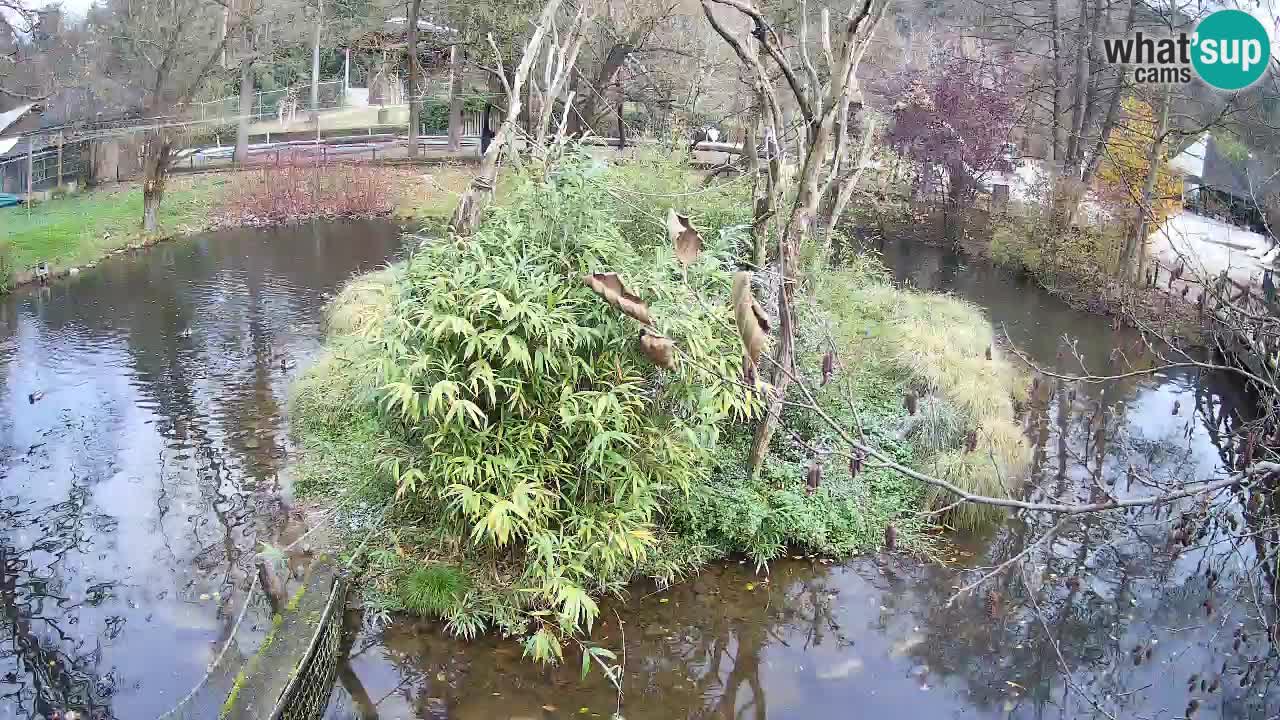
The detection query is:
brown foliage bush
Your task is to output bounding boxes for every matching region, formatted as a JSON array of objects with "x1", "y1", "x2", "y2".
[{"x1": 219, "y1": 161, "x2": 397, "y2": 226}]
